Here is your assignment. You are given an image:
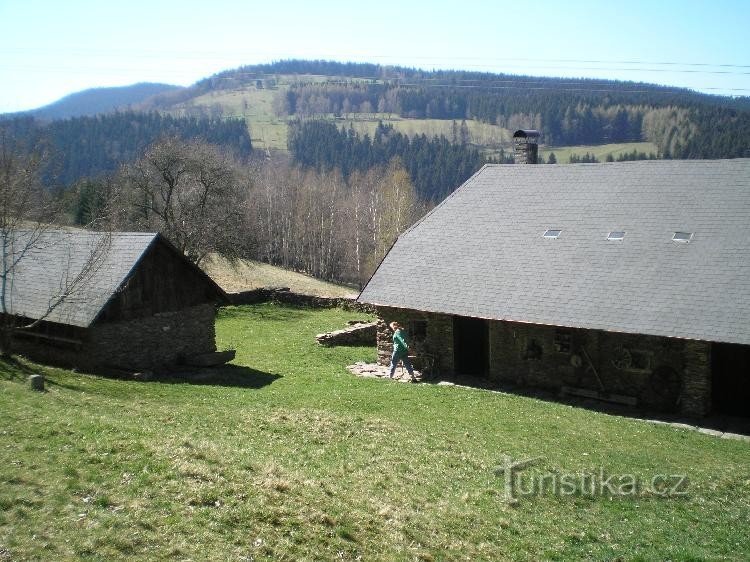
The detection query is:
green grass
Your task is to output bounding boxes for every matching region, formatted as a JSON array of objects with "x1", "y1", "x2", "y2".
[
  {"x1": 2, "y1": 304, "x2": 748, "y2": 560},
  {"x1": 338, "y1": 117, "x2": 511, "y2": 147},
  {"x1": 540, "y1": 142, "x2": 658, "y2": 163}
]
